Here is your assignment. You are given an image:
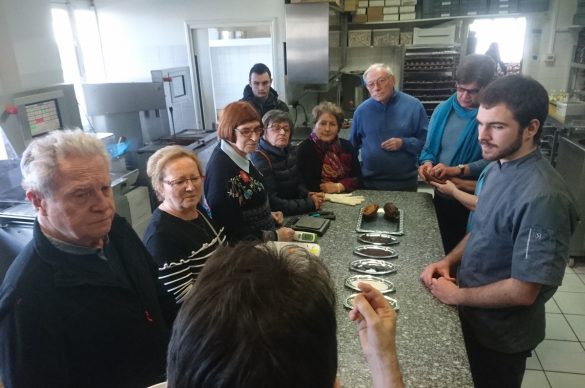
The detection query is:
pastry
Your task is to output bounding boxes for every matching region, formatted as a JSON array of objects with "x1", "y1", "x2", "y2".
[
  {"x1": 362, "y1": 203, "x2": 379, "y2": 219},
  {"x1": 383, "y1": 202, "x2": 399, "y2": 221}
]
